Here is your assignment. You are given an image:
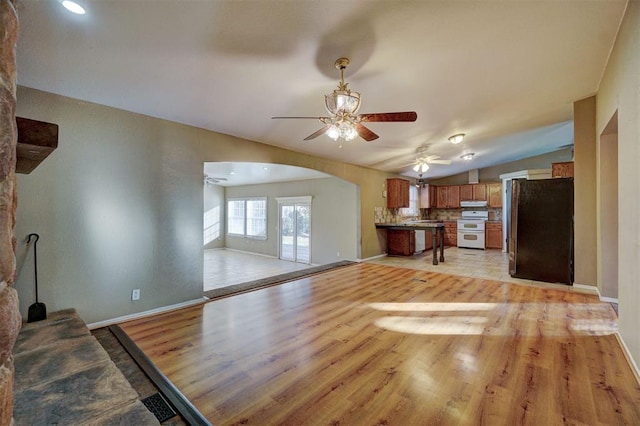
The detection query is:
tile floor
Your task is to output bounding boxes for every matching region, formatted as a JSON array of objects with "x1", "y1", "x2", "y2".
[
  {"x1": 368, "y1": 247, "x2": 593, "y2": 294},
  {"x1": 204, "y1": 249, "x2": 314, "y2": 291}
]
